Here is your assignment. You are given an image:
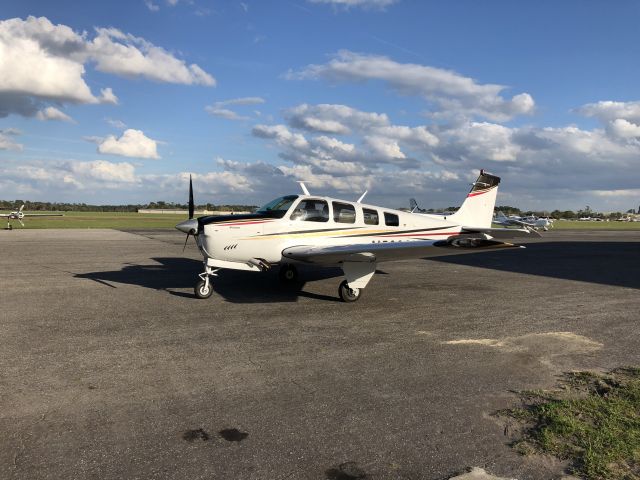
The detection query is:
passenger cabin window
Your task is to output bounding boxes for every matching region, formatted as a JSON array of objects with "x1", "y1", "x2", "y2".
[
  {"x1": 333, "y1": 202, "x2": 356, "y2": 224},
  {"x1": 384, "y1": 212, "x2": 399, "y2": 227},
  {"x1": 363, "y1": 208, "x2": 379, "y2": 225},
  {"x1": 290, "y1": 199, "x2": 329, "y2": 222}
]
